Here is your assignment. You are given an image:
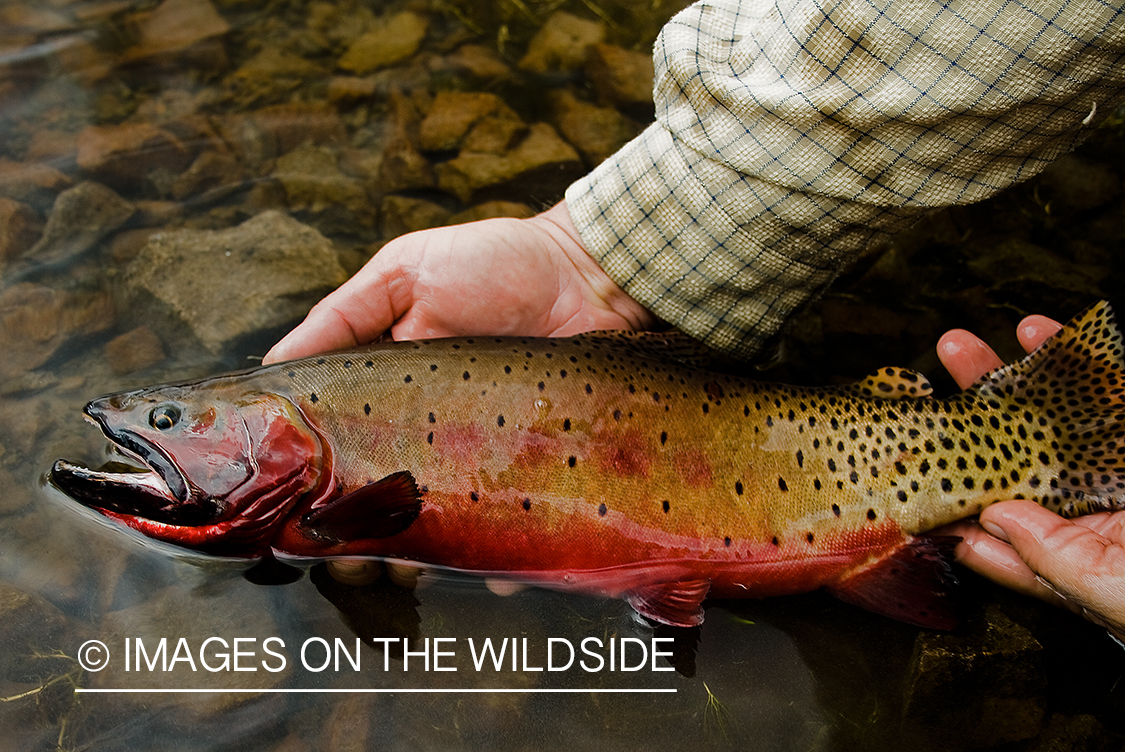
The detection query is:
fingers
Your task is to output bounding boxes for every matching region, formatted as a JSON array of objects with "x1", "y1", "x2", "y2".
[
  {"x1": 264, "y1": 252, "x2": 410, "y2": 364},
  {"x1": 936, "y1": 330, "x2": 1005, "y2": 389},
  {"x1": 976, "y1": 501, "x2": 1125, "y2": 633},
  {"x1": 1016, "y1": 314, "x2": 1062, "y2": 352}
]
